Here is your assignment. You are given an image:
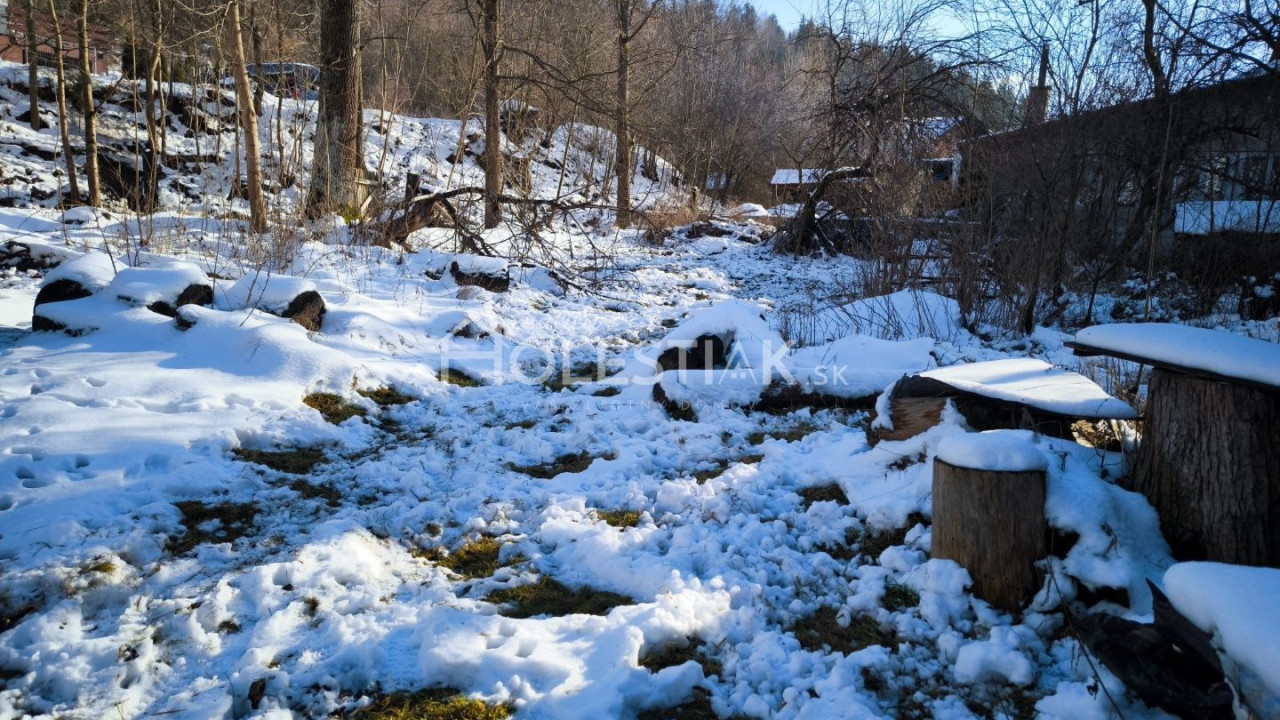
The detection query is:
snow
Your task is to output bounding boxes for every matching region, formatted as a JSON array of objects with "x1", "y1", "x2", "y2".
[
  {"x1": 40, "y1": 251, "x2": 118, "y2": 292},
  {"x1": 770, "y1": 169, "x2": 828, "y2": 186},
  {"x1": 1074, "y1": 322, "x2": 1280, "y2": 389},
  {"x1": 105, "y1": 263, "x2": 210, "y2": 307},
  {"x1": 1175, "y1": 200, "x2": 1280, "y2": 235},
  {"x1": 0, "y1": 63, "x2": 1201, "y2": 720},
  {"x1": 919, "y1": 358, "x2": 1138, "y2": 419},
  {"x1": 935, "y1": 430, "x2": 1049, "y2": 472},
  {"x1": 789, "y1": 335, "x2": 934, "y2": 399},
  {"x1": 1164, "y1": 562, "x2": 1280, "y2": 704},
  {"x1": 220, "y1": 273, "x2": 317, "y2": 313}
]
